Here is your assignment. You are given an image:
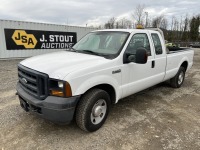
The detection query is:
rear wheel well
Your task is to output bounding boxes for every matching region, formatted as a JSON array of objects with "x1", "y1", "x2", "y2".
[
  {"x1": 83, "y1": 84, "x2": 116, "y2": 105},
  {"x1": 181, "y1": 61, "x2": 188, "y2": 71}
]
